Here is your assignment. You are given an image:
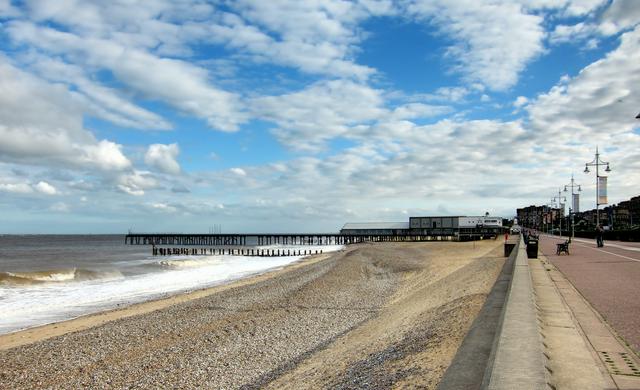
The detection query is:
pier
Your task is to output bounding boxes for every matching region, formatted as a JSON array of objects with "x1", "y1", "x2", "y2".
[
  {"x1": 125, "y1": 233, "x2": 476, "y2": 246},
  {"x1": 125, "y1": 232, "x2": 496, "y2": 256},
  {"x1": 125, "y1": 233, "x2": 347, "y2": 246}
]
